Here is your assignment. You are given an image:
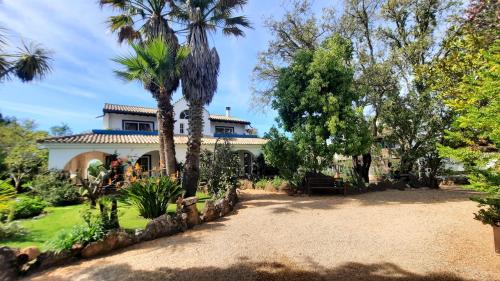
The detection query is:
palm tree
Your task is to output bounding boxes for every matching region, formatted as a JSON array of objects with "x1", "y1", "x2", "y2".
[
  {"x1": 113, "y1": 39, "x2": 189, "y2": 176},
  {"x1": 100, "y1": 0, "x2": 180, "y2": 176},
  {"x1": 168, "y1": 0, "x2": 251, "y2": 197},
  {"x1": 0, "y1": 27, "x2": 52, "y2": 82}
]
